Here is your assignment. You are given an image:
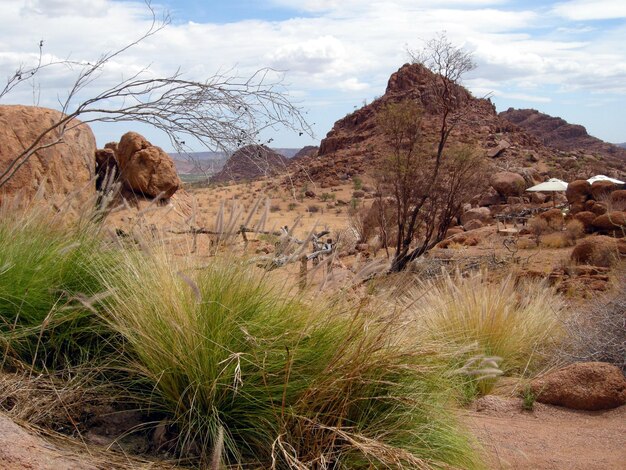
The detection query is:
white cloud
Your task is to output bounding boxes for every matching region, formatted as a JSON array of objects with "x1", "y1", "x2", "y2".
[
  {"x1": 553, "y1": 0, "x2": 626, "y2": 20},
  {"x1": 21, "y1": 0, "x2": 111, "y2": 17},
  {"x1": 269, "y1": 36, "x2": 346, "y2": 74},
  {"x1": 1, "y1": 0, "x2": 625, "y2": 146}
]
